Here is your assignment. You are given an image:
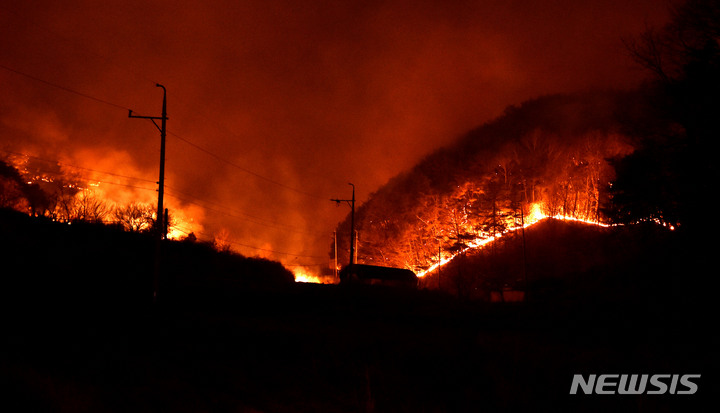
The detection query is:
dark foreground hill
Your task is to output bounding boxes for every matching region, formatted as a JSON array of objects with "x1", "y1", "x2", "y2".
[
  {"x1": 0, "y1": 208, "x2": 294, "y2": 307},
  {"x1": 0, "y1": 209, "x2": 714, "y2": 412},
  {"x1": 424, "y1": 218, "x2": 698, "y2": 303}
]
